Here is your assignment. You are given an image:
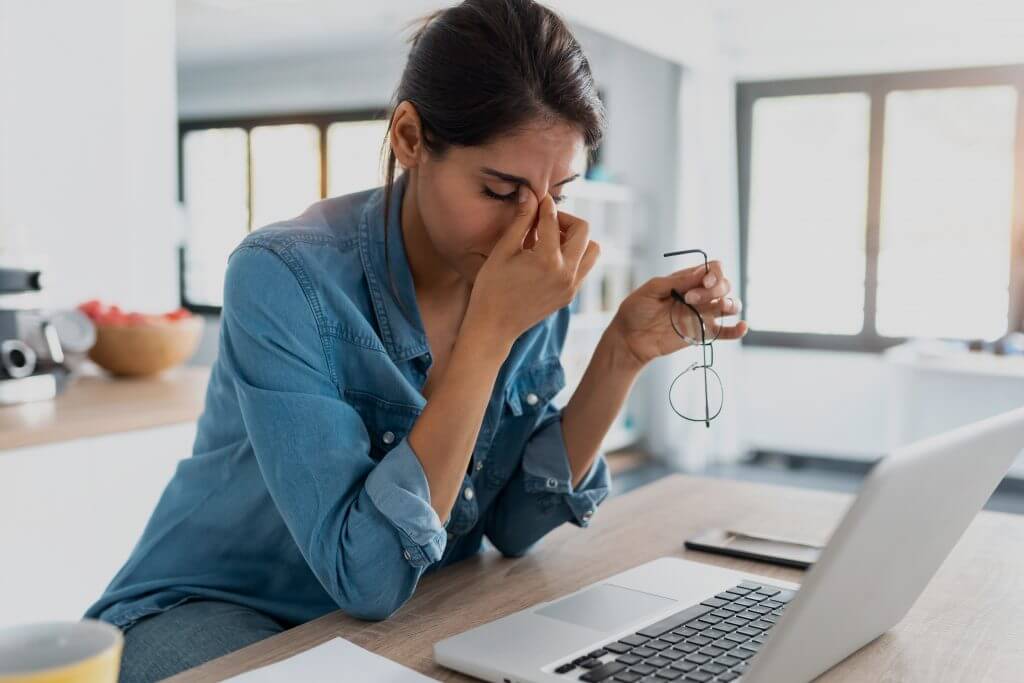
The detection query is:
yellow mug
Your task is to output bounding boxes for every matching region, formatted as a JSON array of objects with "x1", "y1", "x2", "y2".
[{"x1": 0, "y1": 620, "x2": 123, "y2": 683}]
